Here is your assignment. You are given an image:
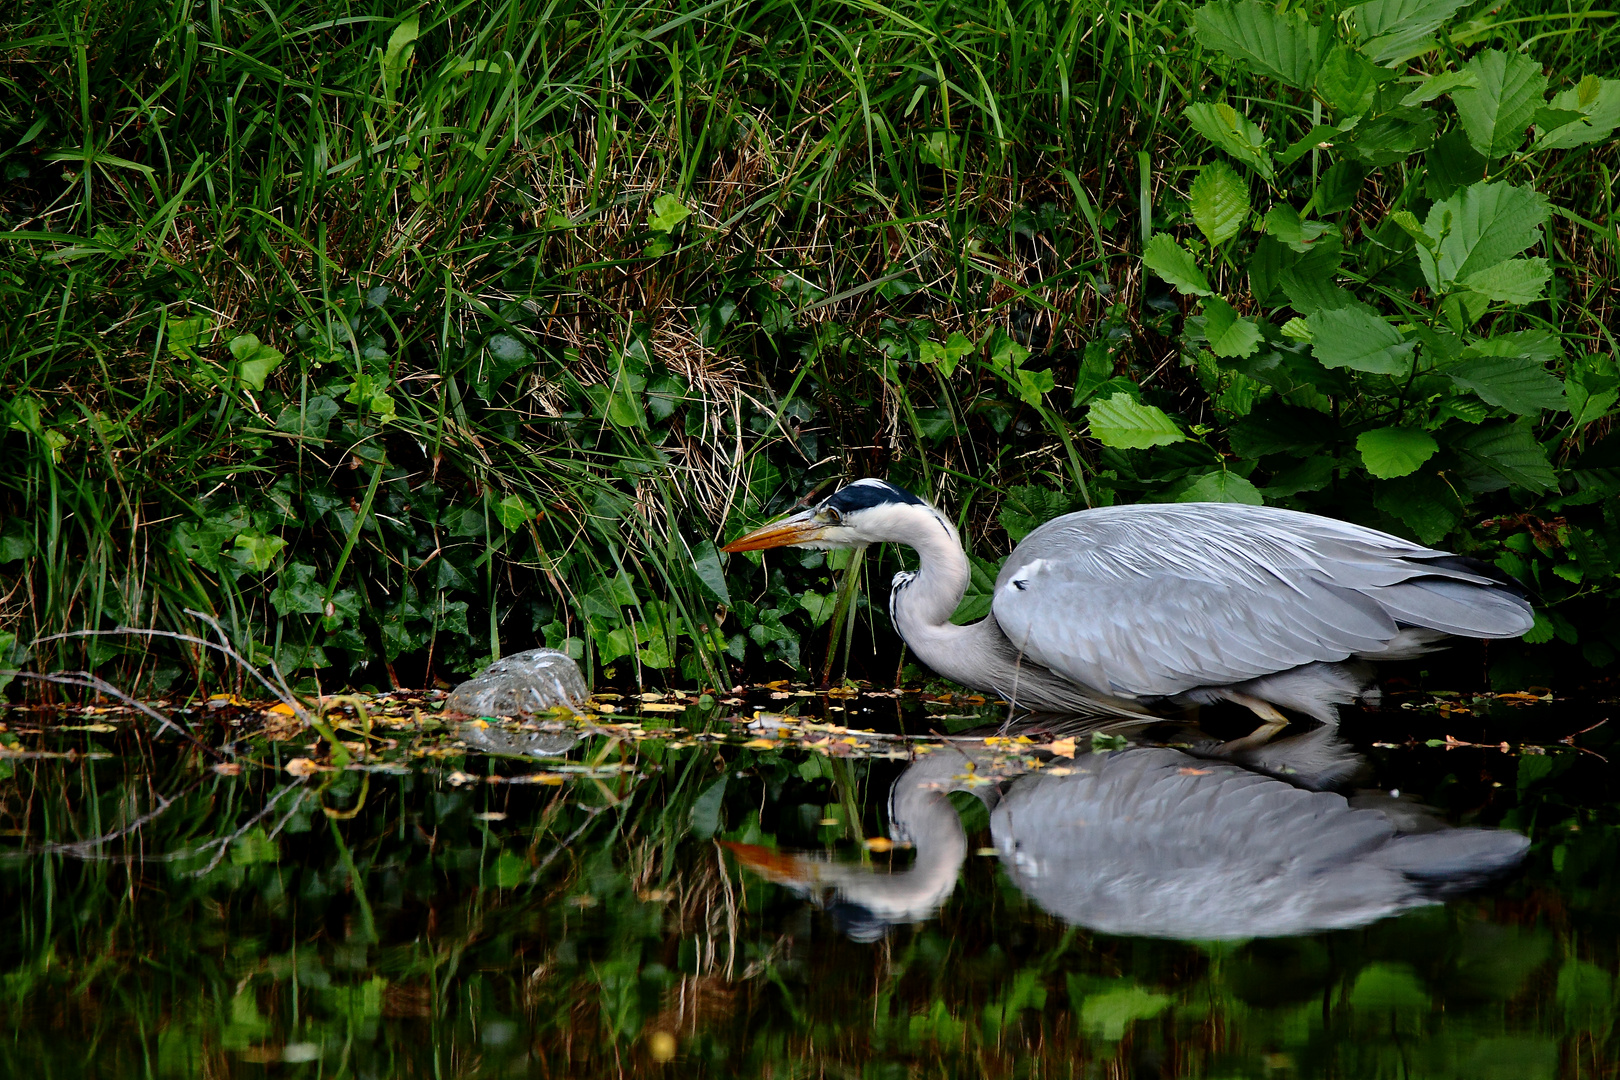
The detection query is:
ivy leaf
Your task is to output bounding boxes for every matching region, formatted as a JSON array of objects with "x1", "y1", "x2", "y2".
[
  {"x1": 1357, "y1": 427, "x2": 1438, "y2": 478},
  {"x1": 1417, "y1": 181, "x2": 1548, "y2": 293},
  {"x1": 1447, "y1": 353, "x2": 1566, "y2": 414},
  {"x1": 1086, "y1": 393, "x2": 1187, "y2": 449},
  {"x1": 1460, "y1": 257, "x2": 1552, "y2": 304},
  {"x1": 1142, "y1": 234, "x2": 1211, "y2": 296},
  {"x1": 1453, "y1": 49, "x2": 1548, "y2": 159},
  {"x1": 231, "y1": 530, "x2": 287, "y2": 573},
  {"x1": 1189, "y1": 161, "x2": 1249, "y2": 246},
  {"x1": 1183, "y1": 103, "x2": 1275, "y2": 180},
  {"x1": 493, "y1": 494, "x2": 532, "y2": 530},
  {"x1": 917, "y1": 331, "x2": 975, "y2": 377},
  {"x1": 1308, "y1": 305, "x2": 1413, "y2": 374},
  {"x1": 1192, "y1": 1, "x2": 1324, "y2": 90},
  {"x1": 646, "y1": 193, "x2": 692, "y2": 233},
  {"x1": 1202, "y1": 297, "x2": 1263, "y2": 359},
  {"x1": 229, "y1": 334, "x2": 285, "y2": 392},
  {"x1": 691, "y1": 539, "x2": 731, "y2": 605}
]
